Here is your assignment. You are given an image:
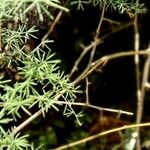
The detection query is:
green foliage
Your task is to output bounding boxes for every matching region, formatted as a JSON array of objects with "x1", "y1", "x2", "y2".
[
  {"x1": 1, "y1": 25, "x2": 37, "y2": 67},
  {"x1": 0, "y1": 0, "x2": 147, "y2": 149},
  {"x1": 0, "y1": 0, "x2": 69, "y2": 21},
  {"x1": 71, "y1": 0, "x2": 146, "y2": 15},
  {"x1": 35, "y1": 127, "x2": 57, "y2": 149},
  {"x1": 0, "y1": 0, "x2": 78, "y2": 149},
  {"x1": 0, "y1": 127, "x2": 31, "y2": 150}
]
